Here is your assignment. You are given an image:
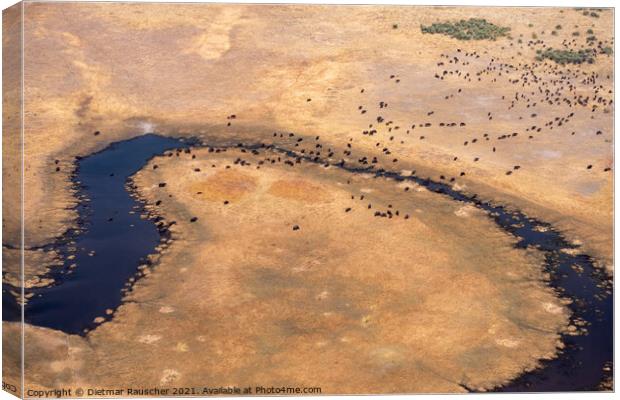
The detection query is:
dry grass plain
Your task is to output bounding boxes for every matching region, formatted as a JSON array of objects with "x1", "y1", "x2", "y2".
[{"x1": 1, "y1": 3, "x2": 613, "y2": 395}]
